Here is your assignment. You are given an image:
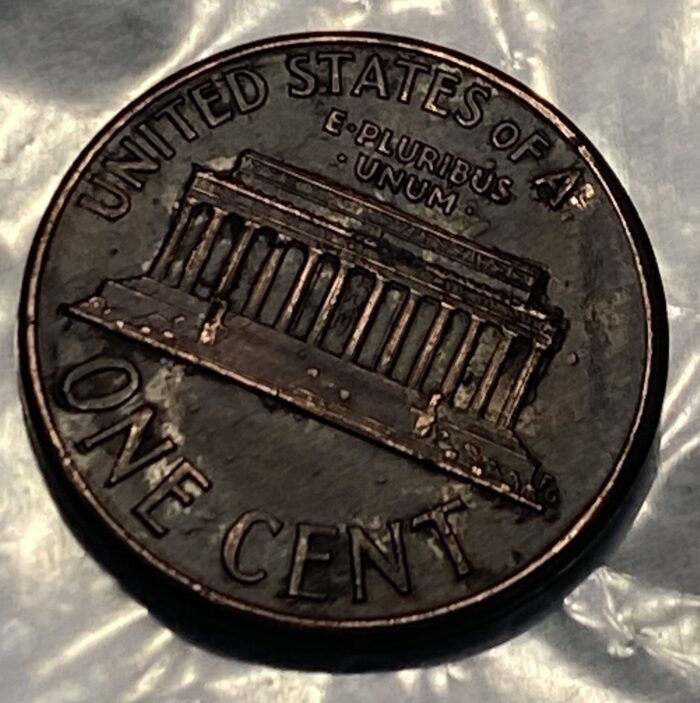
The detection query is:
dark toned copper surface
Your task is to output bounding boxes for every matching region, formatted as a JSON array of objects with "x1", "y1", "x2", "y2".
[{"x1": 19, "y1": 33, "x2": 667, "y2": 634}]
